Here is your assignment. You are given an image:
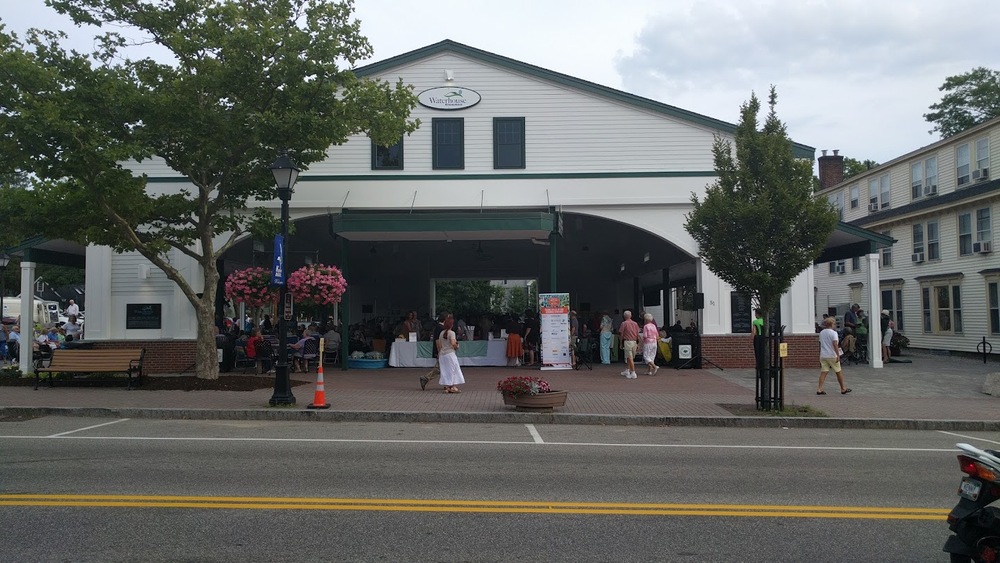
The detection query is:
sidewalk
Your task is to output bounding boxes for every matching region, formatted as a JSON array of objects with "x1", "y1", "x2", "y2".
[{"x1": 2, "y1": 351, "x2": 998, "y2": 429}]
